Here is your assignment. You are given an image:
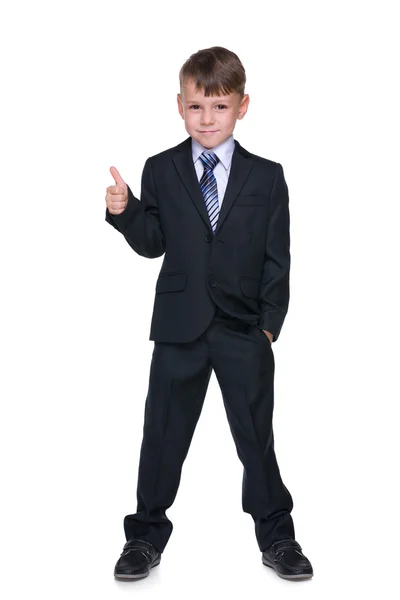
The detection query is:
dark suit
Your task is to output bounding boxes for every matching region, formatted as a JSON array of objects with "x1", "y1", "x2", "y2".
[{"x1": 105, "y1": 136, "x2": 295, "y2": 553}]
